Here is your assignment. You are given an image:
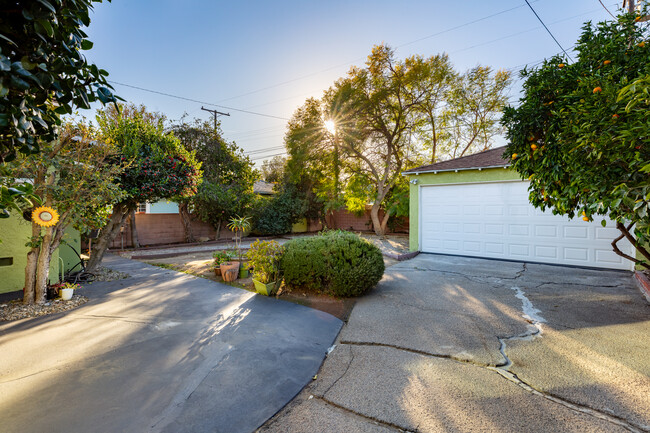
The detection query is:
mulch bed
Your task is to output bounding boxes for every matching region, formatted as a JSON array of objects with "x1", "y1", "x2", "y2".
[{"x1": 0, "y1": 295, "x2": 89, "y2": 322}]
